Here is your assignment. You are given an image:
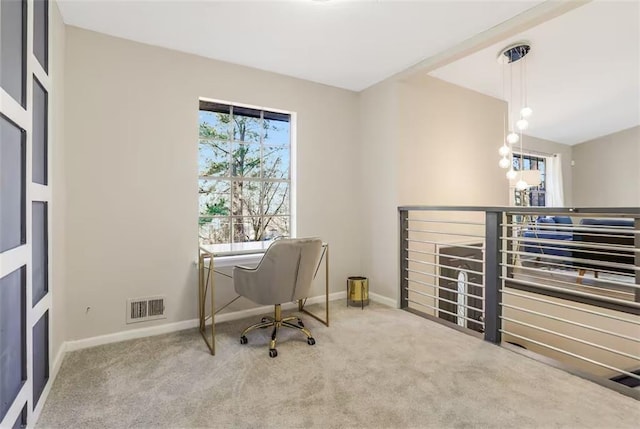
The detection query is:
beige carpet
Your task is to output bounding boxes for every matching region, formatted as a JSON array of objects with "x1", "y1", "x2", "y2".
[{"x1": 38, "y1": 303, "x2": 639, "y2": 428}]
